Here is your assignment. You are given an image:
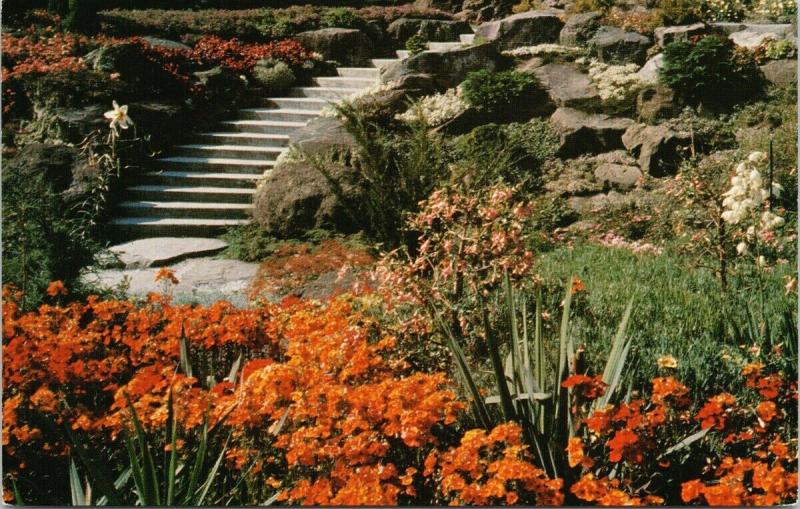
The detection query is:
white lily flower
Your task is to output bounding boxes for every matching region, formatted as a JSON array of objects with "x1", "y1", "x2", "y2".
[
  {"x1": 748, "y1": 151, "x2": 767, "y2": 163},
  {"x1": 104, "y1": 100, "x2": 133, "y2": 132}
]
